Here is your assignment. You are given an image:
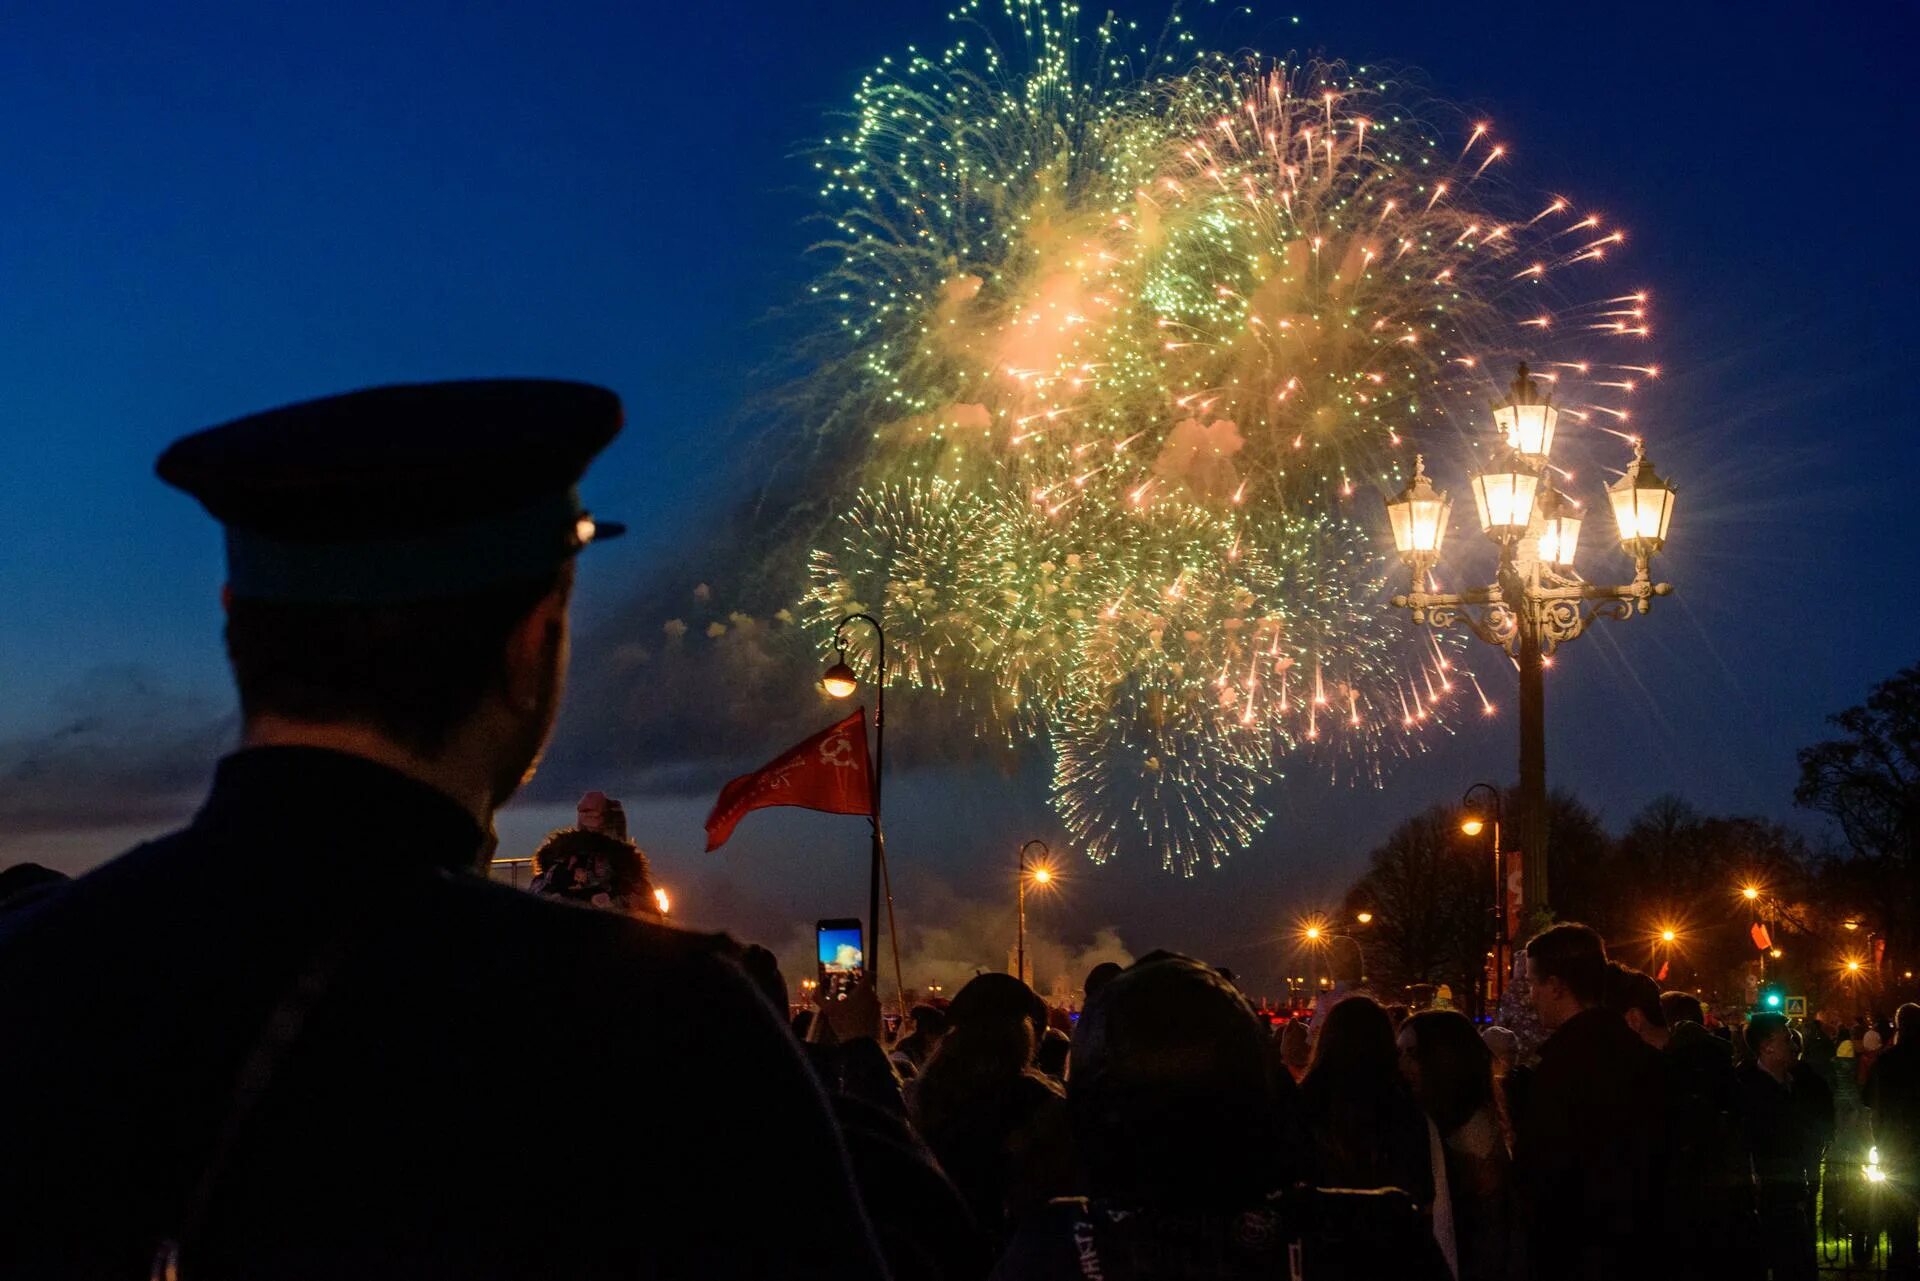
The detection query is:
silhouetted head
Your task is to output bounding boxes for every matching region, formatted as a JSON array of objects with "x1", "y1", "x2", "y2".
[
  {"x1": 1070, "y1": 953, "x2": 1277, "y2": 1205},
  {"x1": 1397, "y1": 1009, "x2": 1495, "y2": 1135}
]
